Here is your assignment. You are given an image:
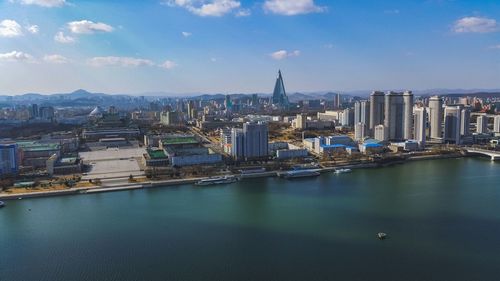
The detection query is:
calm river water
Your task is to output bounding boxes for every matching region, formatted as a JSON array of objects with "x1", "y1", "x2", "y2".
[{"x1": 1, "y1": 158, "x2": 500, "y2": 281}]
